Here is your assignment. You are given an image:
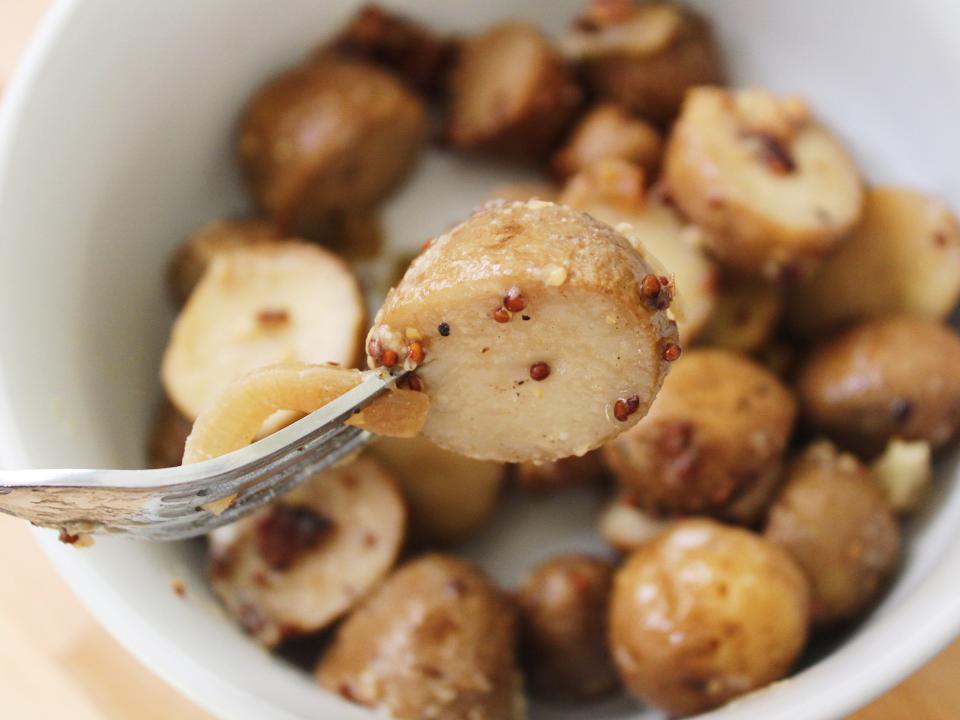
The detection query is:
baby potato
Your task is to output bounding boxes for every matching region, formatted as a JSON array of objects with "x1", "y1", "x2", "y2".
[
  {"x1": 238, "y1": 58, "x2": 426, "y2": 236},
  {"x1": 367, "y1": 200, "x2": 679, "y2": 463},
  {"x1": 788, "y1": 186, "x2": 960, "y2": 335},
  {"x1": 764, "y1": 441, "x2": 901, "y2": 627},
  {"x1": 796, "y1": 315, "x2": 960, "y2": 456},
  {"x1": 317, "y1": 554, "x2": 522, "y2": 720},
  {"x1": 371, "y1": 434, "x2": 504, "y2": 545},
  {"x1": 603, "y1": 349, "x2": 796, "y2": 521},
  {"x1": 609, "y1": 519, "x2": 810, "y2": 716},
  {"x1": 565, "y1": 0, "x2": 723, "y2": 125},
  {"x1": 598, "y1": 494, "x2": 672, "y2": 553},
  {"x1": 518, "y1": 554, "x2": 619, "y2": 700},
  {"x1": 168, "y1": 218, "x2": 281, "y2": 306},
  {"x1": 551, "y1": 103, "x2": 663, "y2": 180},
  {"x1": 146, "y1": 398, "x2": 192, "y2": 468},
  {"x1": 560, "y1": 158, "x2": 718, "y2": 342},
  {"x1": 665, "y1": 87, "x2": 864, "y2": 279},
  {"x1": 697, "y1": 273, "x2": 783, "y2": 354},
  {"x1": 447, "y1": 22, "x2": 581, "y2": 161},
  {"x1": 514, "y1": 450, "x2": 606, "y2": 493},
  {"x1": 208, "y1": 457, "x2": 405, "y2": 647}
]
